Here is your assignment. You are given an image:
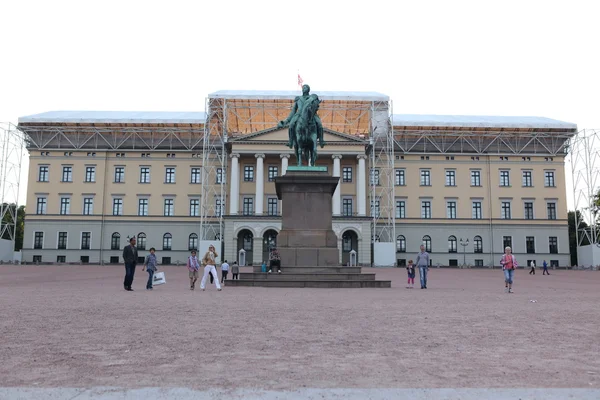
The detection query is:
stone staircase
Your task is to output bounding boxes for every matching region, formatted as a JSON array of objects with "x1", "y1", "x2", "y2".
[{"x1": 226, "y1": 266, "x2": 391, "y2": 288}]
